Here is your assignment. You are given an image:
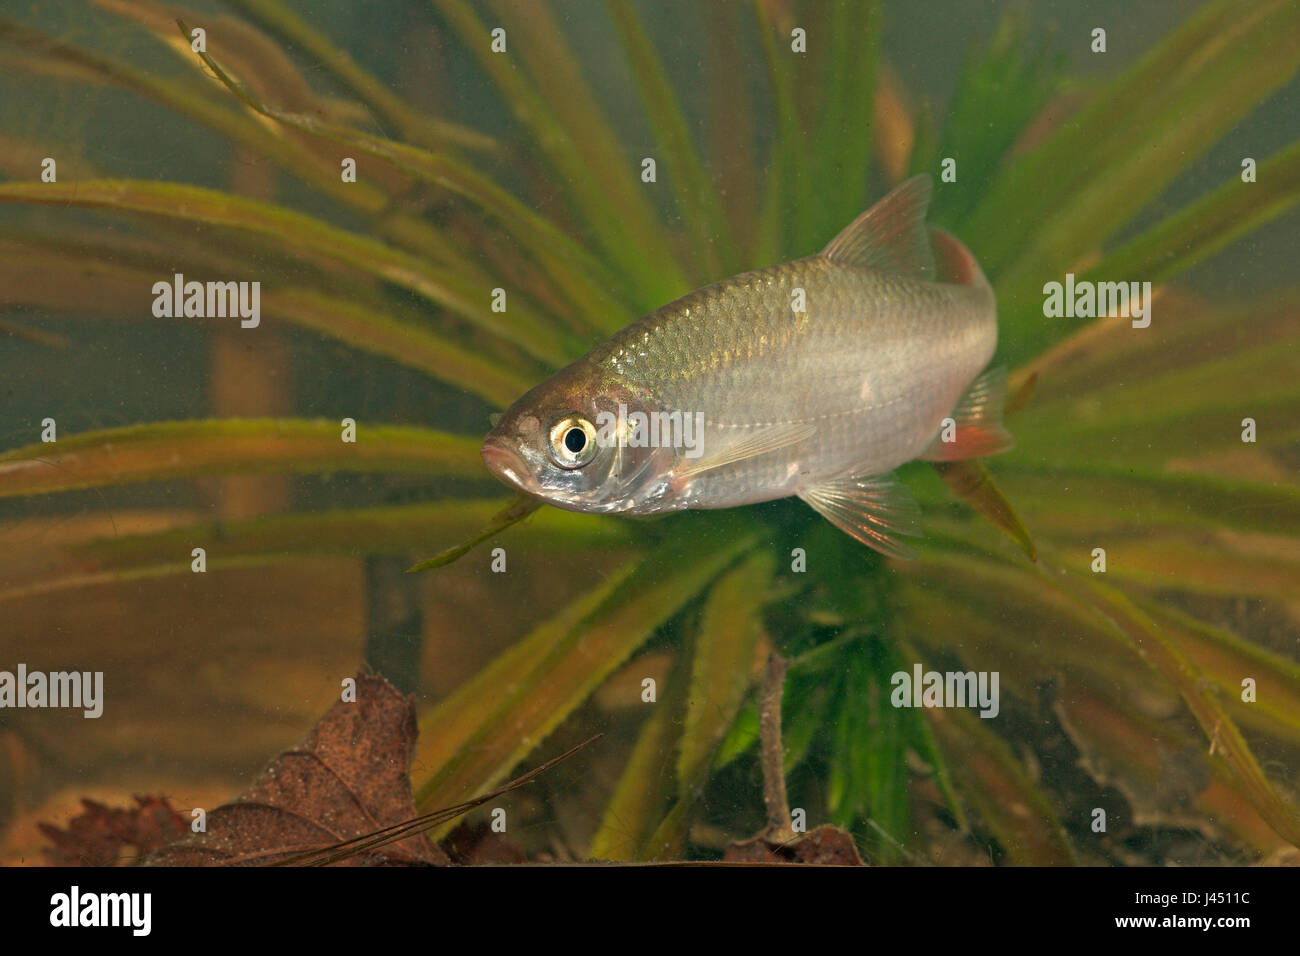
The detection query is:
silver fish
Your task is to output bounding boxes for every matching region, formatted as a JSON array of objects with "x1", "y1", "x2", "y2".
[{"x1": 481, "y1": 175, "x2": 1012, "y2": 557}]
